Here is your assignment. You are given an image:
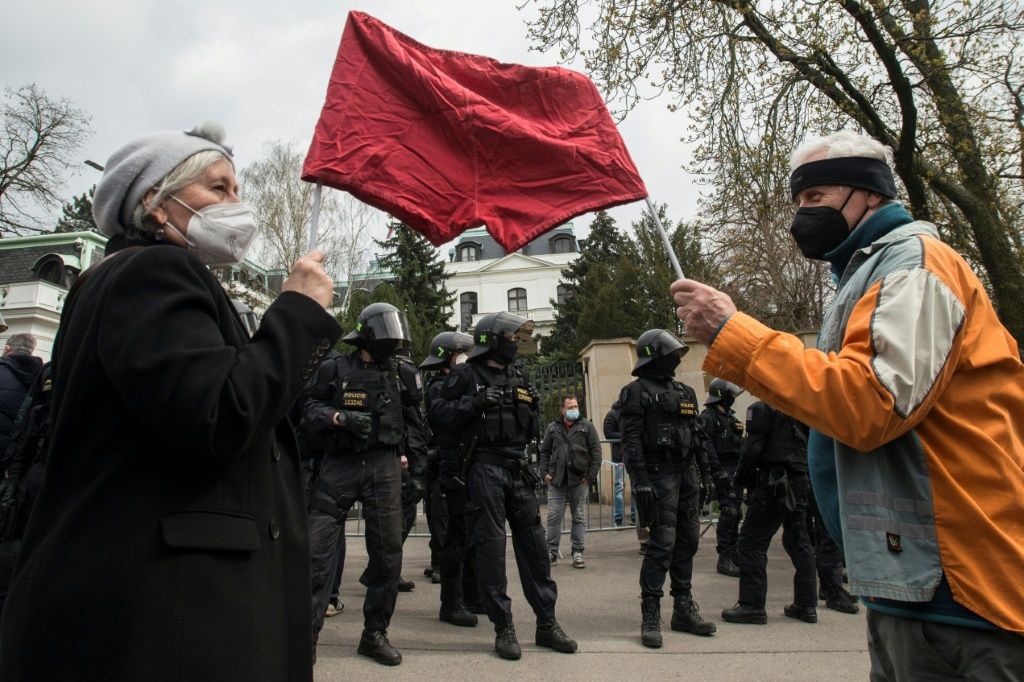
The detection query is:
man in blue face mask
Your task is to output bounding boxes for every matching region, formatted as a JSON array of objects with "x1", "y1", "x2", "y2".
[{"x1": 539, "y1": 395, "x2": 602, "y2": 569}]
